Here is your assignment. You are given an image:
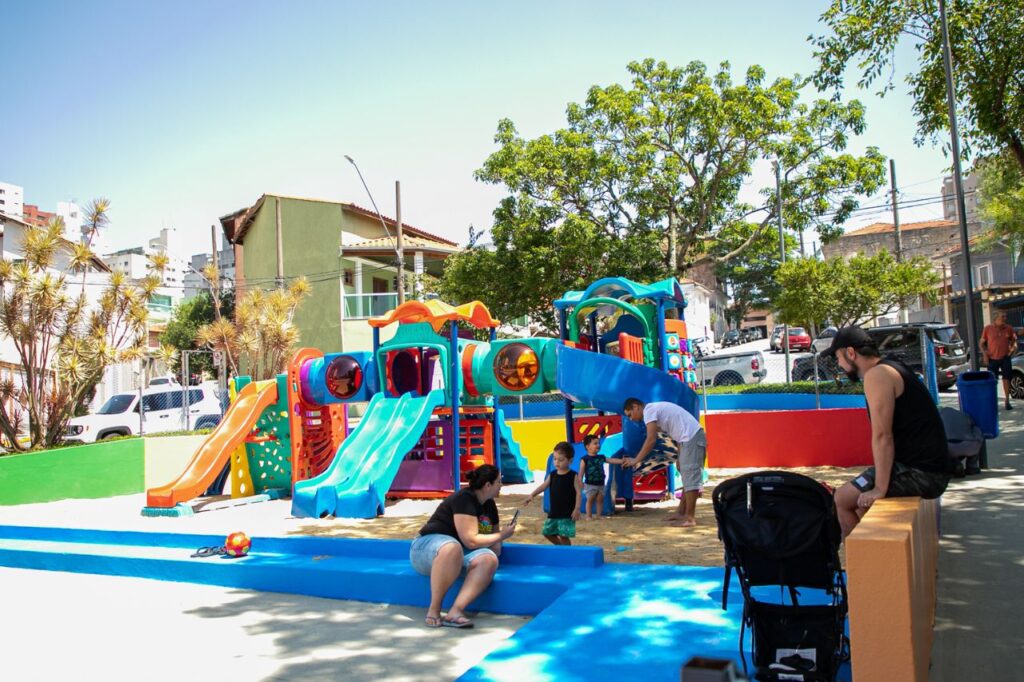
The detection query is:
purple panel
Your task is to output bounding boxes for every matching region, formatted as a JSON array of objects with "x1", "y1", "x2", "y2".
[{"x1": 391, "y1": 457, "x2": 453, "y2": 492}]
